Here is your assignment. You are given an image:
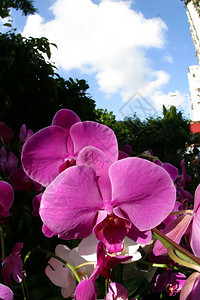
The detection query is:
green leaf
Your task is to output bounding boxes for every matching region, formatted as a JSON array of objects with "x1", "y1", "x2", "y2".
[
  {"x1": 153, "y1": 231, "x2": 172, "y2": 250},
  {"x1": 3, "y1": 22, "x2": 12, "y2": 27}
]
